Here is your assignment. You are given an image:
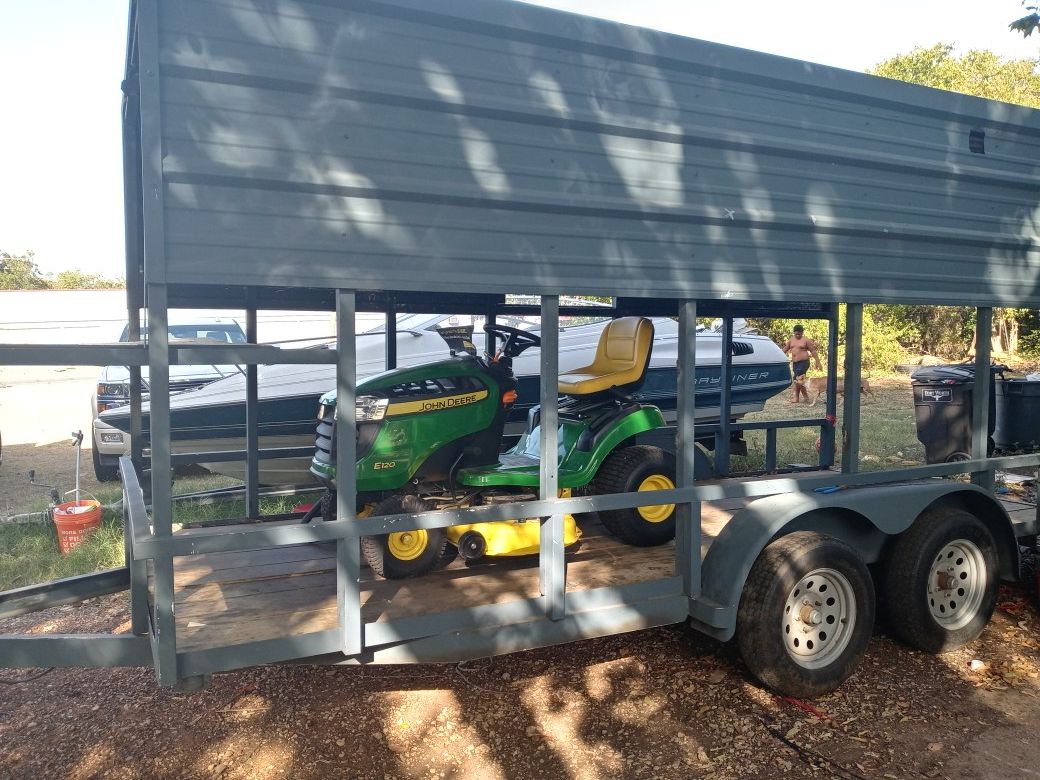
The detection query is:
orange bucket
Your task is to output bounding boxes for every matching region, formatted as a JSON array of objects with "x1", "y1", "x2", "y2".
[{"x1": 52, "y1": 499, "x2": 103, "y2": 555}]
